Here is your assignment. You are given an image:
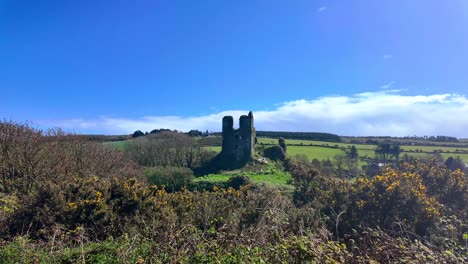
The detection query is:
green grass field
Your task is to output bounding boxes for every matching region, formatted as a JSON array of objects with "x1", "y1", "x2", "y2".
[
  {"x1": 399, "y1": 145, "x2": 468, "y2": 153},
  {"x1": 258, "y1": 137, "x2": 468, "y2": 163},
  {"x1": 194, "y1": 161, "x2": 293, "y2": 189},
  {"x1": 103, "y1": 140, "x2": 131, "y2": 151},
  {"x1": 257, "y1": 137, "x2": 376, "y2": 149},
  {"x1": 286, "y1": 145, "x2": 344, "y2": 161},
  {"x1": 195, "y1": 172, "x2": 292, "y2": 187},
  {"x1": 204, "y1": 146, "x2": 221, "y2": 152},
  {"x1": 286, "y1": 145, "x2": 468, "y2": 163}
]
